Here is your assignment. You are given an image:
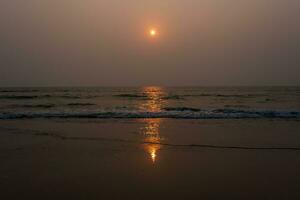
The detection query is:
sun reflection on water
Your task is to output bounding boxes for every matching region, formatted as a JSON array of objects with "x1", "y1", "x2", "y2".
[
  {"x1": 142, "y1": 118, "x2": 162, "y2": 163},
  {"x1": 139, "y1": 86, "x2": 165, "y2": 163},
  {"x1": 139, "y1": 86, "x2": 164, "y2": 112}
]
